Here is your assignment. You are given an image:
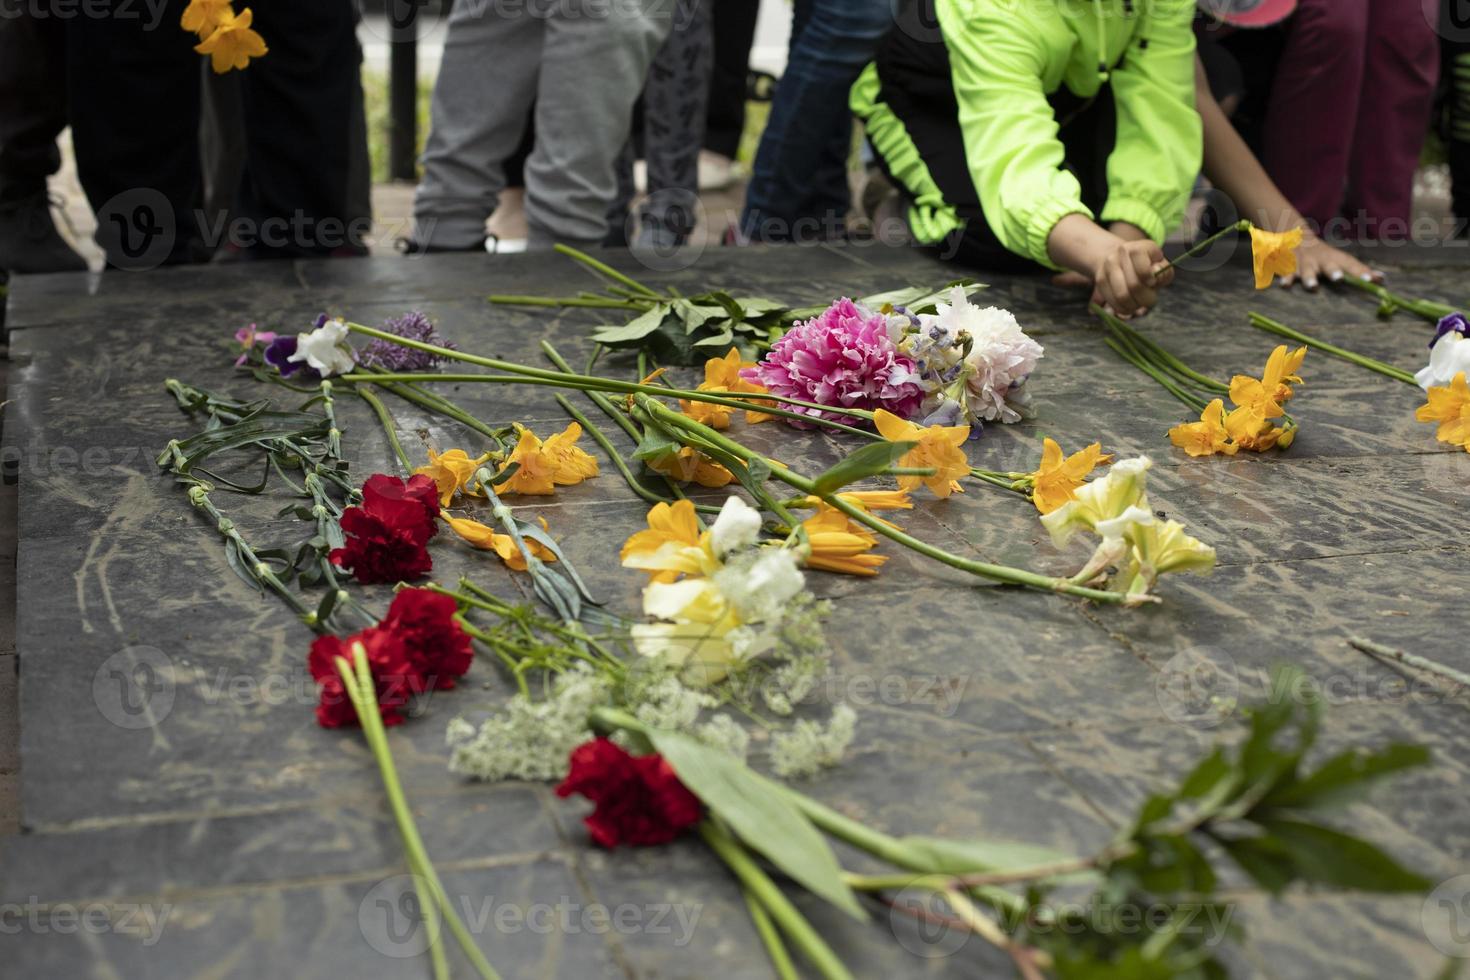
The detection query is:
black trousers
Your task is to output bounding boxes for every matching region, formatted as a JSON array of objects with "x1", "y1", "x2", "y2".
[
  {"x1": 66, "y1": 0, "x2": 364, "y2": 266},
  {"x1": 870, "y1": 0, "x2": 1118, "y2": 271},
  {"x1": 705, "y1": 0, "x2": 759, "y2": 158},
  {"x1": 0, "y1": 7, "x2": 67, "y2": 203}
]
